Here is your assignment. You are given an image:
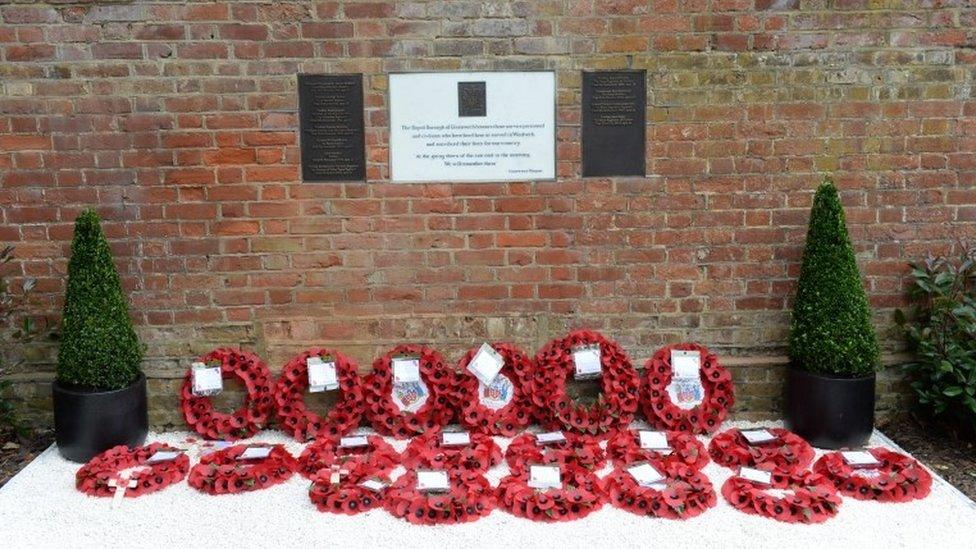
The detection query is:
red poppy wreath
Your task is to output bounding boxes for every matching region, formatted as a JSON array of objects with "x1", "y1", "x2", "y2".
[
  {"x1": 363, "y1": 344, "x2": 455, "y2": 439},
  {"x1": 605, "y1": 463, "x2": 716, "y2": 520},
  {"x1": 813, "y1": 447, "x2": 932, "y2": 503},
  {"x1": 76, "y1": 443, "x2": 189, "y2": 498},
  {"x1": 297, "y1": 434, "x2": 400, "y2": 480},
  {"x1": 606, "y1": 429, "x2": 709, "y2": 472},
  {"x1": 309, "y1": 464, "x2": 391, "y2": 515},
  {"x1": 641, "y1": 343, "x2": 734, "y2": 434},
  {"x1": 721, "y1": 470, "x2": 842, "y2": 524},
  {"x1": 402, "y1": 431, "x2": 502, "y2": 473},
  {"x1": 453, "y1": 343, "x2": 535, "y2": 437},
  {"x1": 273, "y1": 348, "x2": 365, "y2": 441},
  {"x1": 529, "y1": 330, "x2": 640, "y2": 437},
  {"x1": 384, "y1": 469, "x2": 495, "y2": 525},
  {"x1": 708, "y1": 427, "x2": 814, "y2": 474},
  {"x1": 496, "y1": 464, "x2": 605, "y2": 522},
  {"x1": 188, "y1": 444, "x2": 297, "y2": 495},
  {"x1": 180, "y1": 348, "x2": 274, "y2": 441},
  {"x1": 504, "y1": 431, "x2": 606, "y2": 472}
]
